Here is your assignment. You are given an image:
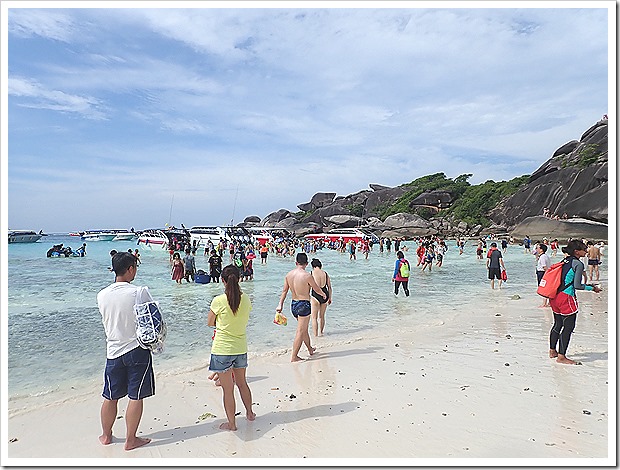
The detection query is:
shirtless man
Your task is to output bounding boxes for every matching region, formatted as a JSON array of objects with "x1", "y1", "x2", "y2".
[
  {"x1": 586, "y1": 241, "x2": 601, "y2": 282},
  {"x1": 276, "y1": 252, "x2": 326, "y2": 362}
]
